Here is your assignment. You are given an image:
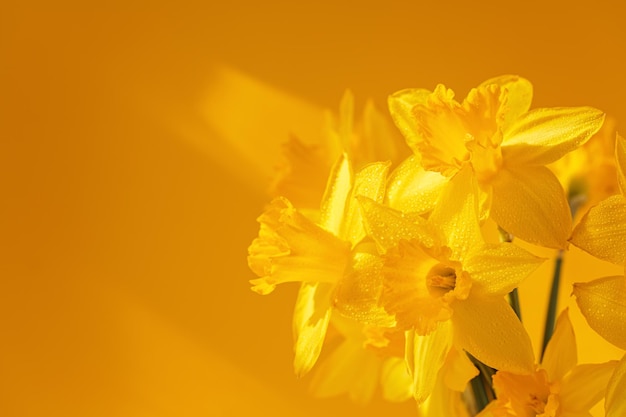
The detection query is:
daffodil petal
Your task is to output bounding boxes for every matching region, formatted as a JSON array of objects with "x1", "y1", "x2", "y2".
[
  {"x1": 570, "y1": 195, "x2": 626, "y2": 265},
  {"x1": 561, "y1": 411, "x2": 593, "y2": 417},
  {"x1": 502, "y1": 107, "x2": 605, "y2": 166},
  {"x1": 560, "y1": 361, "x2": 618, "y2": 413},
  {"x1": 309, "y1": 338, "x2": 380, "y2": 405},
  {"x1": 573, "y1": 275, "x2": 626, "y2": 350},
  {"x1": 422, "y1": 367, "x2": 472, "y2": 417},
  {"x1": 341, "y1": 162, "x2": 390, "y2": 245},
  {"x1": 541, "y1": 308, "x2": 577, "y2": 382},
  {"x1": 477, "y1": 182, "x2": 493, "y2": 223},
  {"x1": 606, "y1": 354, "x2": 626, "y2": 417},
  {"x1": 479, "y1": 75, "x2": 533, "y2": 132},
  {"x1": 465, "y1": 242, "x2": 544, "y2": 297},
  {"x1": 359, "y1": 99, "x2": 410, "y2": 166},
  {"x1": 385, "y1": 155, "x2": 448, "y2": 214},
  {"x1": 452, "y1": 296, "x2": 535, "y2": 374},
  {"x1": 443, "y1": 348, "x2": 479, "y2": 392},
  {"x1": 338, "y1": 90, "x2": 354, "y2": 150},
  {"x1": 319, "y1": 153, "x2": 352, "y2": 235},
  {"x1": 429, "y1": 165, "x2": 483, "y2": 260},
  {"x1": 293, "y1": 282, "x2": 334, "y2": 377},
  {"x1": 616, "y1": 134, "x2": 626, "y2": 196},
  {"x1": 323, "y1": 92, "x2": 354, "y2": 157},
  {"x1": 387, "y1": 88, "x2": 432, "y2": 151},
  {"x1": 358, "y1": 196, "x2": 438, "y2": 252},
  {"x1": 405, "y1": 321, "x2": 452, "y2": 404},
  {"x1": 309, "y1": 340, "x2": 361, "y2": 398},
  {"x1": 381, "y1": 357, "x2": 413, "y2": 402},
  {"x1": 491, "y1": 165, "x2": 571, "y2": 249},
  {"x1": 333, "y1": 252, "x2": 396, "y2": 327}
]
